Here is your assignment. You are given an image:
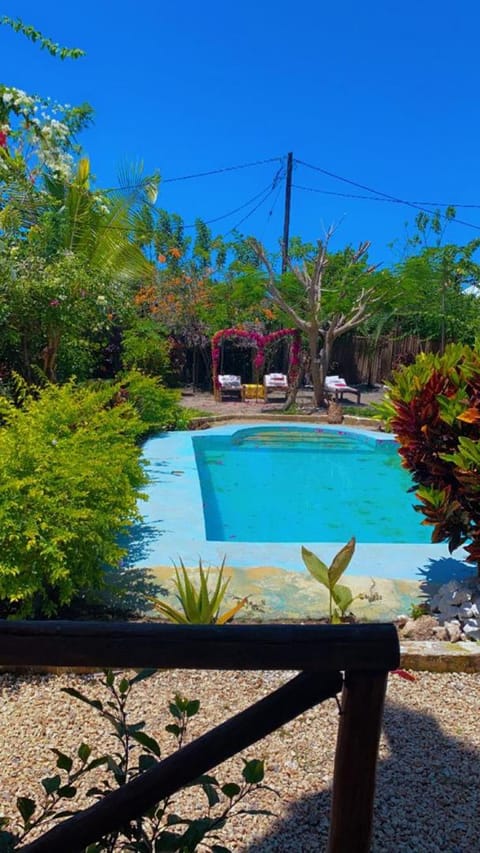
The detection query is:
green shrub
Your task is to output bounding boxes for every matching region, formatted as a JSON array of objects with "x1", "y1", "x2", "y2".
[
  {"x1": 122, "y1": 317, "x2": 171, "y2": 377},
  {"x1": 0, "y1": 381, "x2": 148, "y2": 616},
  {"x1": 121, "y1": 369, "x2": 191, "y2": 433}
]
